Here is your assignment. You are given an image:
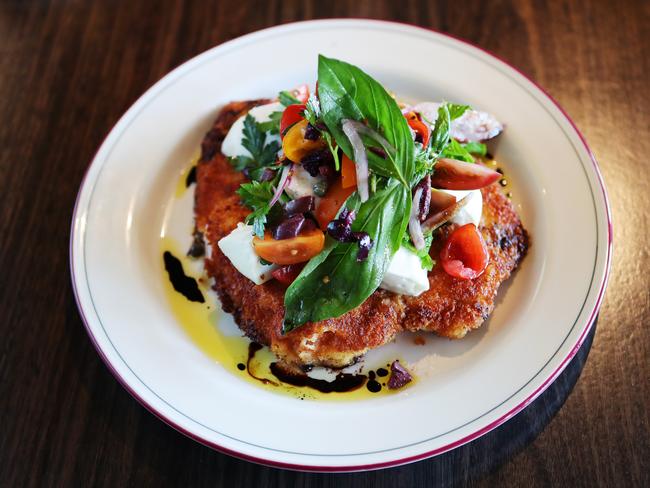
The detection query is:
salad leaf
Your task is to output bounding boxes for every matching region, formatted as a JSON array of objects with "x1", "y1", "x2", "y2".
[
  {"x1": 462, "y1": 141, "x2": 487, "y2": 156},
  {"x1": 279, "y1": 90, "x2": 301, "y2": 106},
  {"x1": 441, "y1": 139, "x2": 475, "y2": 163},
  {"x1": 317, "y1": 55, "x2": 415, "y2": 185},
  {"x1": 430, "y1": 104, "x2": 452, "y2": 154},
  {"x1": 283, "y1": 181, "x2": 410, "y2": 331},
  {"x1": 448, "y1": 103, "x2": 470, "y2": 120},
  {"x1": 430, "y1": 103, "x2": 470, "y2": 154}
]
